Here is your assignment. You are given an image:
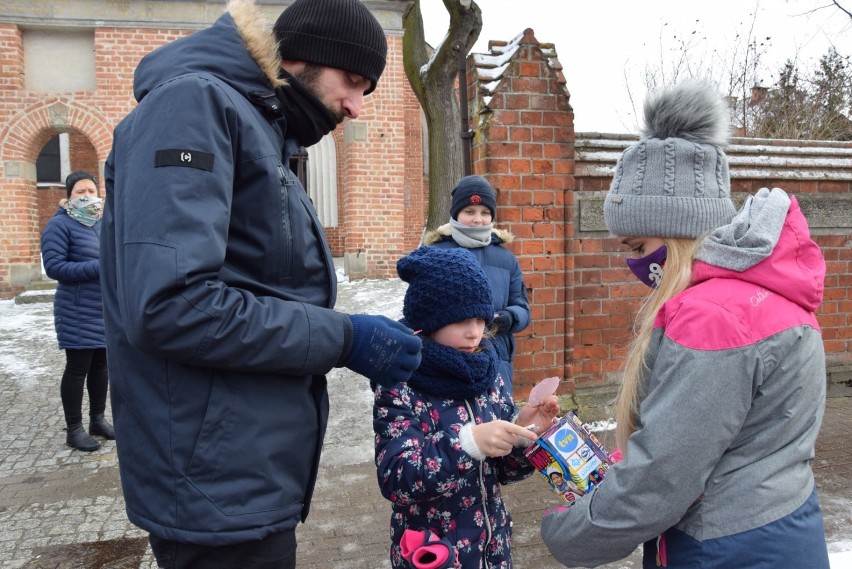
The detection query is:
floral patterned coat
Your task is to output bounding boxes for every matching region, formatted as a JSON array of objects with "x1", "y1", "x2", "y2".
[{"x1": 373, "y1": 373, "x2": 534, "y2": 568}]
